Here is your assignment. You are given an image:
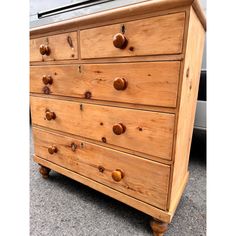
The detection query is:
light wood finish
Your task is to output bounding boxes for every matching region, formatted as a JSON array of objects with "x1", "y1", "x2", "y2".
[
  {"x1": 168, "y1": 7, "x2": 205, "y2": 211},
  {"x1": 192, "y1": 0, "x2": 206, "y2": 30},
  {"x1": 30, "y1": 0, "x2": 205, "y2": 36},
  {"x1": 33, "y1": 127, "x2": 170, "y2": 210},
  {"x1": 32, "y1": 124, "x2": 174, "y2": 166},
  {"x1": 30, "y1": 61, "x2": 180, "y2": 107},
  {"x1": 34, "y1": 155, "x2": 172, "y2": 223},
  {"x1": 30, "y1": 54, "x2": 184, "y2": 66},
  {"x1": 30, "y1": 1, "x2": 206, "y2": 234},
  {"x1": 30, "y1": 32, "x2": 78, "y2": 62},
  {"x1": 30, "y1": 93, "x2": 177, "y2": 114},
  {"x1": 80, "y1": 13, "x2": 185, "y2": 59},
  {"x1": 169, "y1": 172, "x2": 189, "y2": 215},
  {"x1": 30, "y1": 96, "x2": 175, "y2": 161}
]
